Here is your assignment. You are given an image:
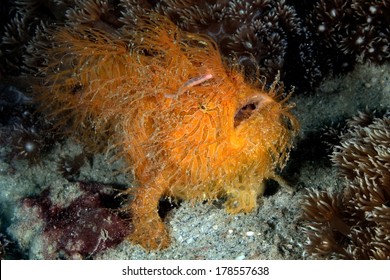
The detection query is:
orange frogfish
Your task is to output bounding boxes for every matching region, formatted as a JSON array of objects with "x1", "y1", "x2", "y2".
[{"x1": 32, "y1": 13, "x2": 298, "y2": 250}]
